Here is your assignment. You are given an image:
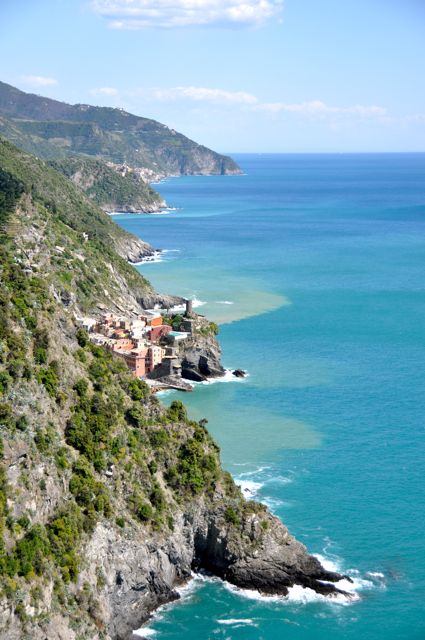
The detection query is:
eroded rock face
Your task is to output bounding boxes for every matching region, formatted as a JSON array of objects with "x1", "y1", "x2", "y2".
[
  {"x1": 138, "y1": 291, "x2": 184, "y2": 310},
  {"x1": 74, "y1": 502, "x2": 347, "y2": 640},
  {"x1": 179, "y1": 334, "x2": 225, "y2": 382},
  {"x1": 192, "y1": 506, "x2": 348, "y2": 598},
  {"x1": 80, "y1": 523, "x2": 191, "y2": 640},
  {"x1": 114, "y1": 236, "x2": 156, "y2": 264}
]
